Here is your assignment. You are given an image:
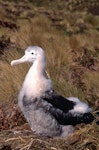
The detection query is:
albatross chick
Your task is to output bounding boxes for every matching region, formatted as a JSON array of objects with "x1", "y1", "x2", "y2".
[{"x1": 11, "y1": 46, "x2": 94, "y2": 138}]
